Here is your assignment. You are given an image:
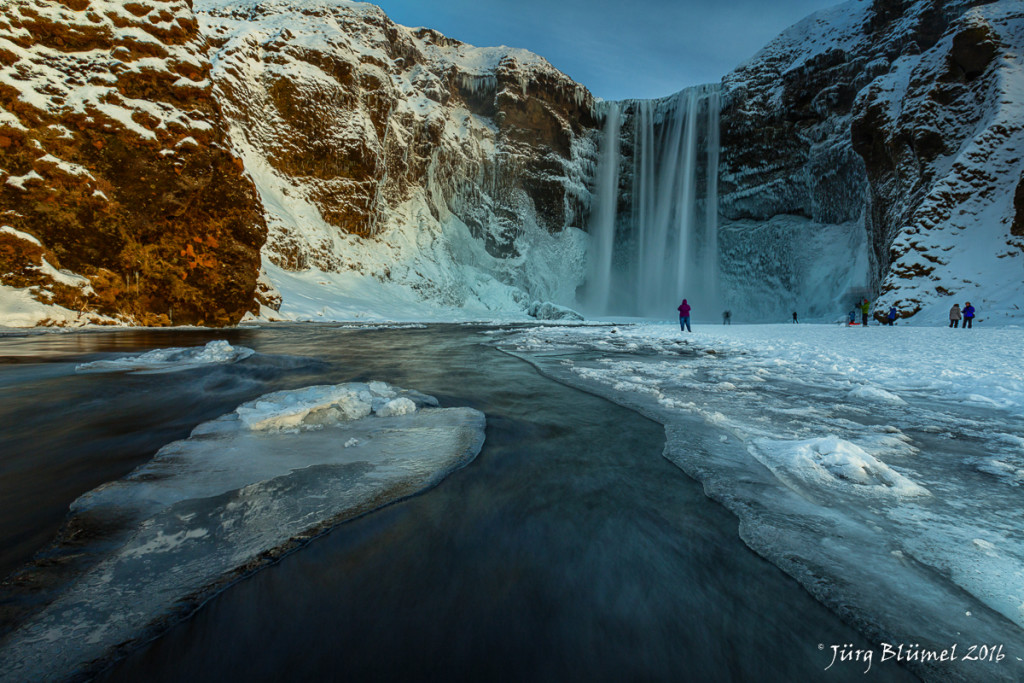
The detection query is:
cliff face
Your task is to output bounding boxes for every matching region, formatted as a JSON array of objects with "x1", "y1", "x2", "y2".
[
  {"x1": 852, "y1": 1, "x2": 1024, "y2": 320},
  {"x1": 719, "y1": 0, "x2": 1023, "y2": 322},
  {"x1": 3, "y1": 0, "x2": 1020, "y2": 325},
  {"x1": 0, "y1": 0, "x2": 266, "y2": 326},
  {"x1": 197, "y1": 0, "x2": 600, "y2": 318}
]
